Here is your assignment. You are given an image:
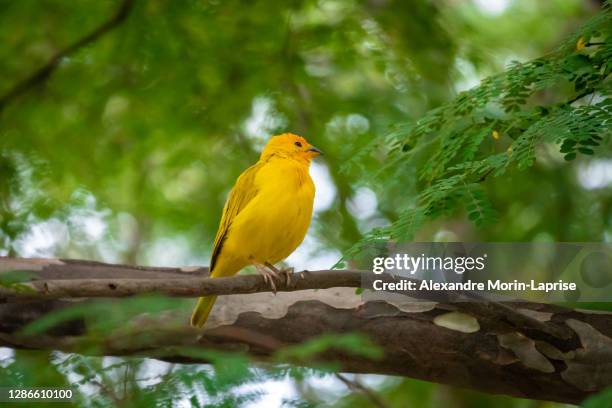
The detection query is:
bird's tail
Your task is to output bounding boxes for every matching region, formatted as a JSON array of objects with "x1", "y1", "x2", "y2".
[{"x1": 190, "y1": 295, "x2": 218, "y2": 328}]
